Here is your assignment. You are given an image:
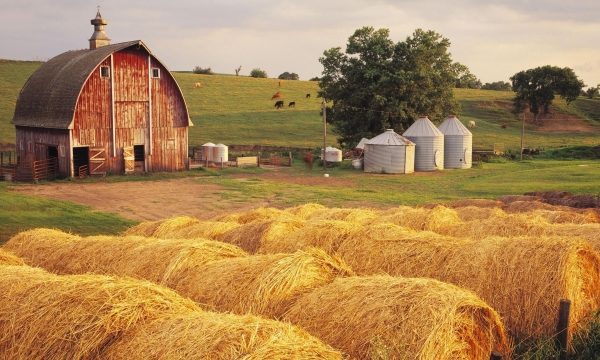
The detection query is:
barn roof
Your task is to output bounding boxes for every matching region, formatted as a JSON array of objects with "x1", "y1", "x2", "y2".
[{"x1": 12, "y1": 40, "x2": 190, "y2": 129}]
